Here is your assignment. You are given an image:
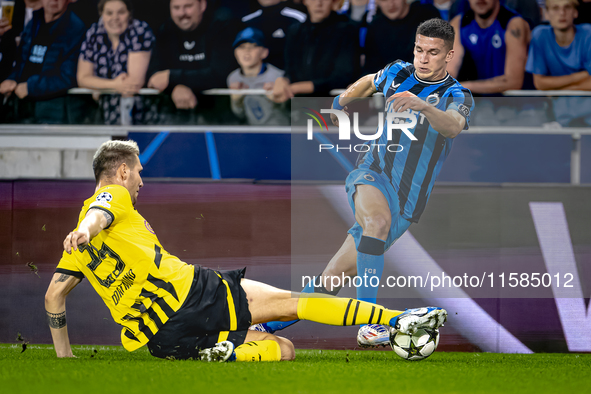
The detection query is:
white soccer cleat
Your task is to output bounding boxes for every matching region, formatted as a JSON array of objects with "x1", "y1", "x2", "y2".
[
  {"x1": 390, "y1": 307, "x2": 447, "y2": 335},
  {"x1": 199, "y1": 341, "x2": 235, "y2": 362},
  {"x1": 357, "y1": 324, "x2": 393, "y2": 348},
  {"x1": 248, "y1": 323, "x2": 272, "y2": 333}
]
